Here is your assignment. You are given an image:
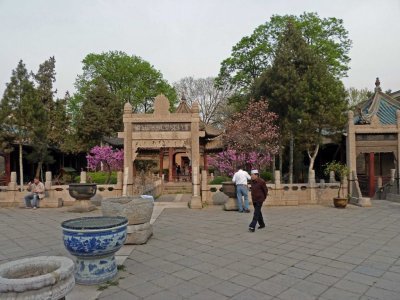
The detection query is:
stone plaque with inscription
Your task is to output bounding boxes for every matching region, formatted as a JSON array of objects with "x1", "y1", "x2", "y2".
[{"x1": 133, "y1": 123, "x2": 191, "y2": 132}]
